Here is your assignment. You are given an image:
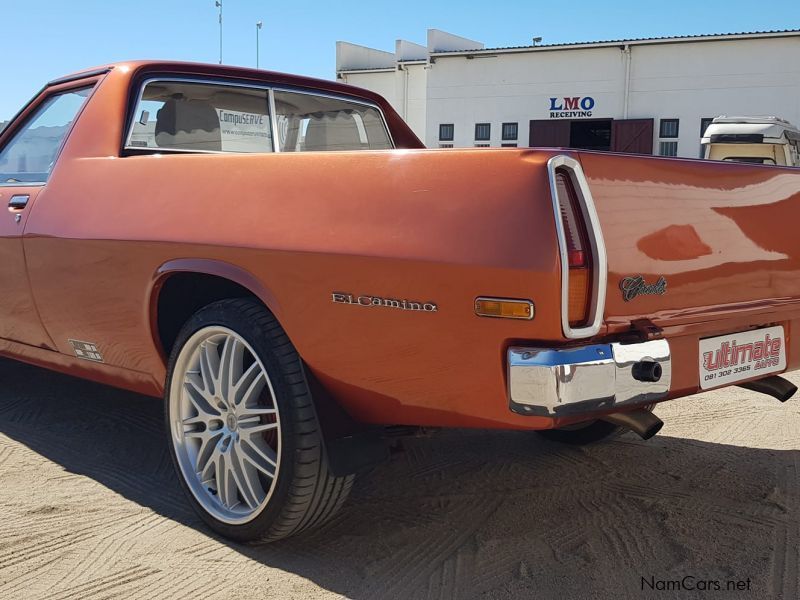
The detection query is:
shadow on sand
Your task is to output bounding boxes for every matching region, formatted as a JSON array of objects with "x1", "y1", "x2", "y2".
[{"x1": 0, "y1": 357, "x2": 795, "y2": 599}]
